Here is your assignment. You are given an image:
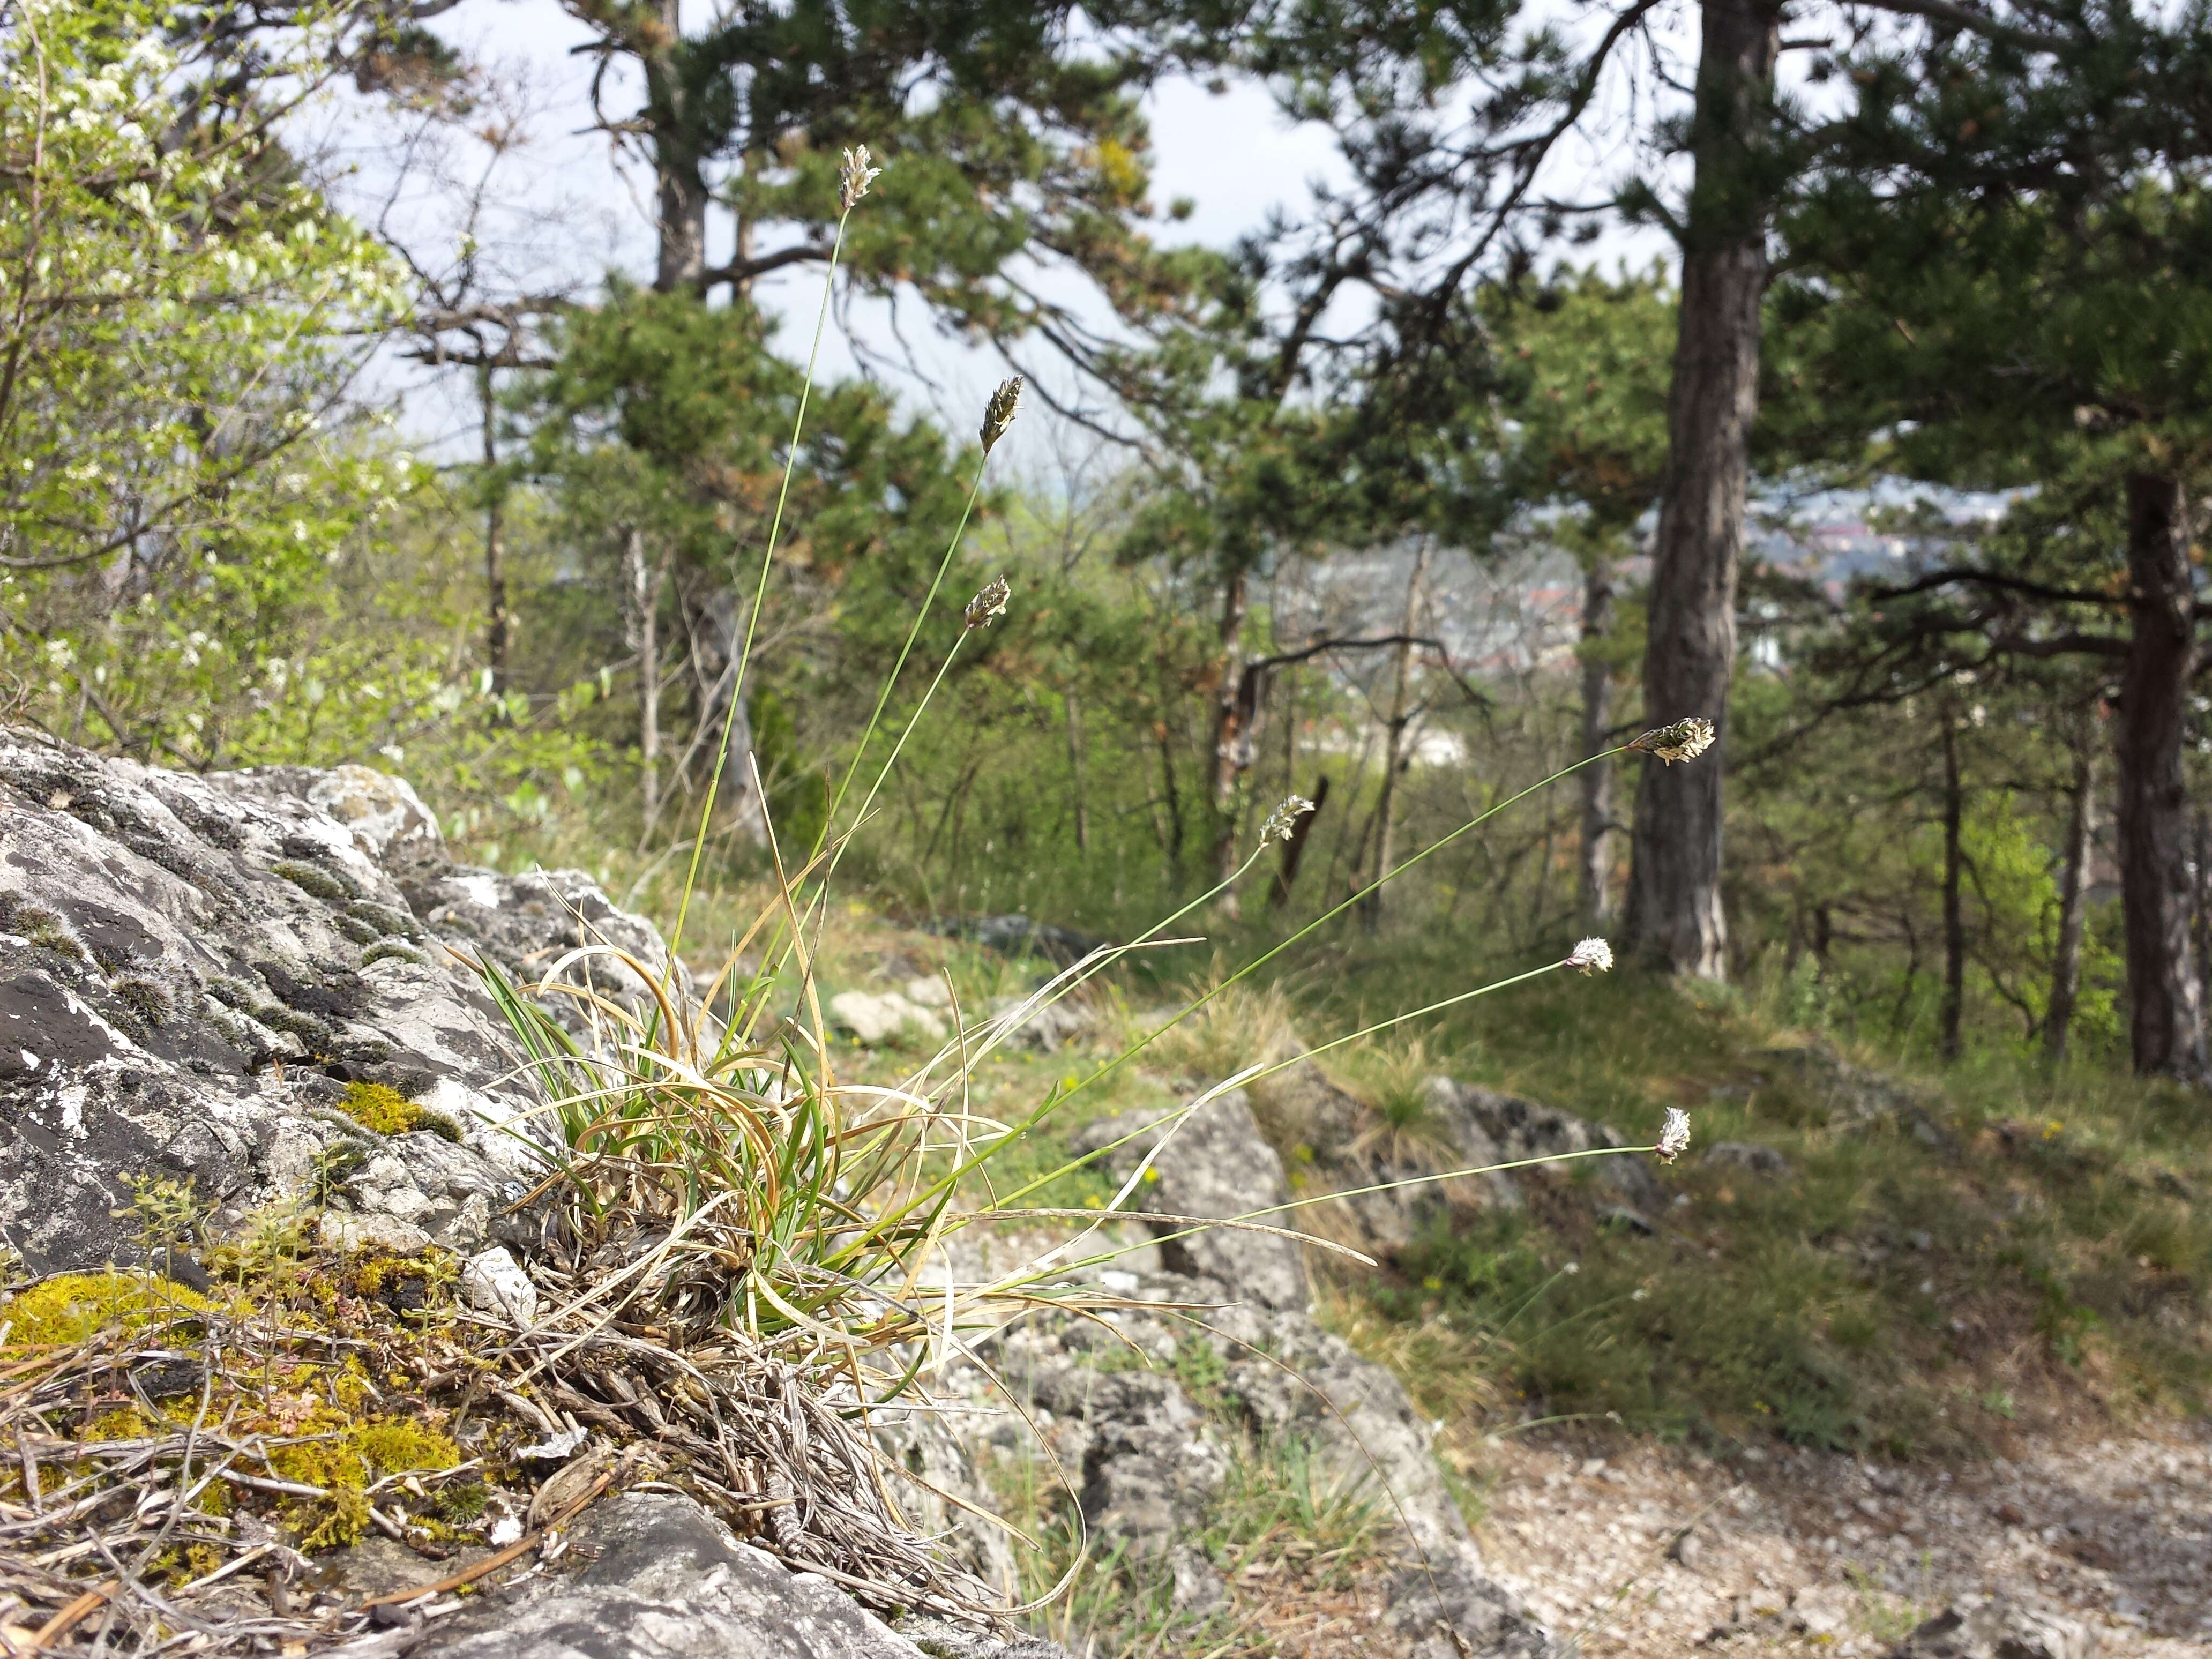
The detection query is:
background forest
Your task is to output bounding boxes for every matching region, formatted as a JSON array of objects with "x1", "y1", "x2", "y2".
[{"x1": 8, "y1": 0, "x2": 2212, "y2": 1486}]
